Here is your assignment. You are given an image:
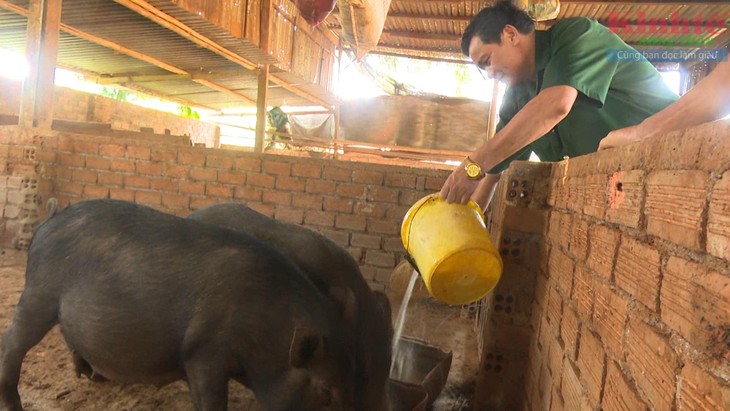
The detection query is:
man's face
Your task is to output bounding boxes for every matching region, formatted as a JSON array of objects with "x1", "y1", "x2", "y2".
[{"x1": 469, "y1": 26, "x2": 531, "y2": 86}]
